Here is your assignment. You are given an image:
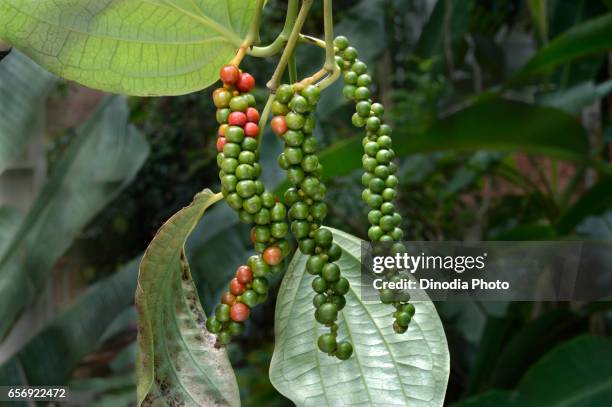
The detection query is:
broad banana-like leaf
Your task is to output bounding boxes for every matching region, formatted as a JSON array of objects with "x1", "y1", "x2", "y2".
[
  {"x1": 270, "y1": 228, "x2": 450, "y2": 407},
  {"x1": 0, "y1": 96, "x2": 149, "y2": 339},
  {"x1": 0, "y1": 258, "x2": 139, "y2": 387},
  {"x1": 0, "y1": 0, "x2": 258, "y2": 96},
  {"x1": 0, "y1": 50, "x2": 56, "y2": 172},
  {"x1": 136, "y1": 189, "x2": 240, "y2": 407}
]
